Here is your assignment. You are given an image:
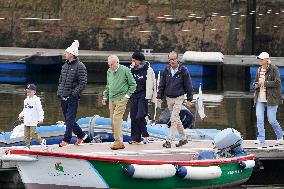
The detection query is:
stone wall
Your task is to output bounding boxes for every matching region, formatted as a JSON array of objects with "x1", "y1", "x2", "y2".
[{"x1": 0, "y1": 0, "x2": 283, "y2": 56}]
